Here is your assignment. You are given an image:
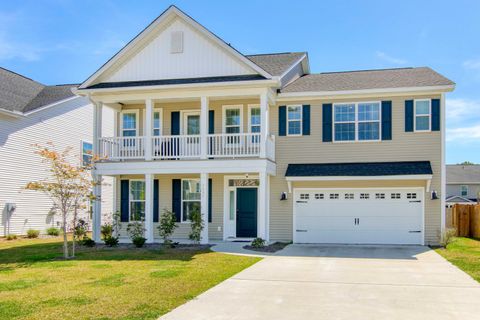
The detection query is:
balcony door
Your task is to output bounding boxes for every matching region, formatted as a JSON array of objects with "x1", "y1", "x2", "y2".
[{"x1": 182, "y1": 111, "x2": 201, "y2": 156}]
